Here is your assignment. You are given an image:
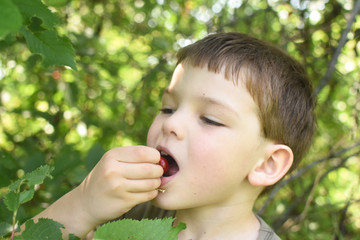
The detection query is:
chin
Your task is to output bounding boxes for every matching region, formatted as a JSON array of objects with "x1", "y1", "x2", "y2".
[
  {"x1": 151, "y1": 197, "x2": 168, "y2": 209},
  {"x1": 151, "y1": 196, "x2": 178, "y2": 211}
]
